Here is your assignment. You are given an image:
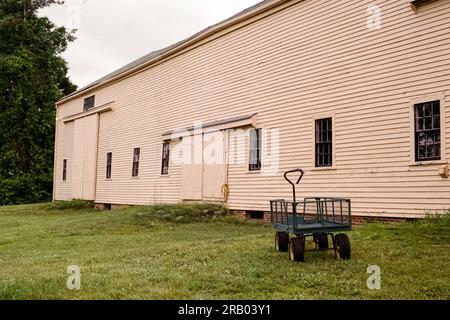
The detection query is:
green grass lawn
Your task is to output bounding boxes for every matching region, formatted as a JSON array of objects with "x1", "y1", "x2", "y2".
[{"x1": 0, "y1": 202, "x2": 449, "y2": 300}]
